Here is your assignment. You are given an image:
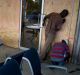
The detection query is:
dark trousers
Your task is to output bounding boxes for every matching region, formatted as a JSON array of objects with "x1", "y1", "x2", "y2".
[{"x1": 52, "y1": 61, "x2": 64, "y2": 66}]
